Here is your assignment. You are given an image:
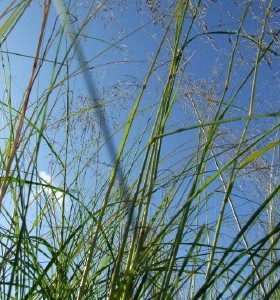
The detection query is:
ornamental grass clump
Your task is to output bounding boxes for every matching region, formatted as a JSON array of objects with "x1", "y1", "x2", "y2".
[{"x1": 0, "y1": 0, "x2": 279, "y2": 299}]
